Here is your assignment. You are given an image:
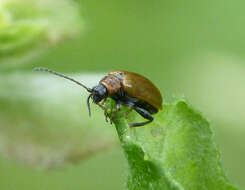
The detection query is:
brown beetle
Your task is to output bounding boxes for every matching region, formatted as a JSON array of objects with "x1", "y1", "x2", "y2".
[{"x1": 34, "y1": 68, "x2": 163, "y2": 127}]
